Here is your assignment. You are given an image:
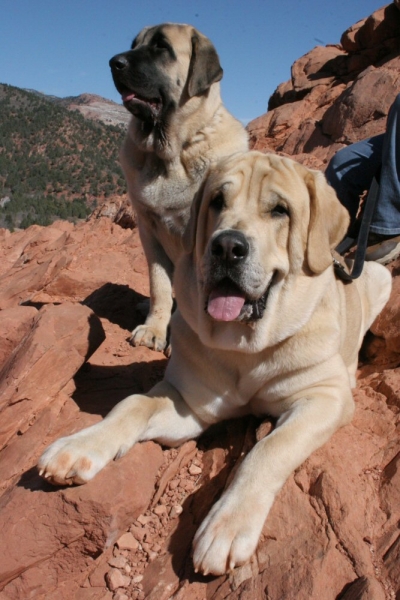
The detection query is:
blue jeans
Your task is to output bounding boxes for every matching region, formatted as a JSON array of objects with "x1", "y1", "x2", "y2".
[{"x1": 325, "y1": 93, "x2": 400, "y2": 236}]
